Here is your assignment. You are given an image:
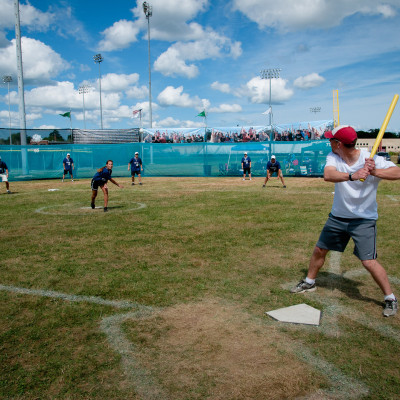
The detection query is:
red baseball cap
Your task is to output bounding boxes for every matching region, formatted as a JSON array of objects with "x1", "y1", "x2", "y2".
[{"x1": 325, "y1": 125, "x2": 357, "y2": 144}]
